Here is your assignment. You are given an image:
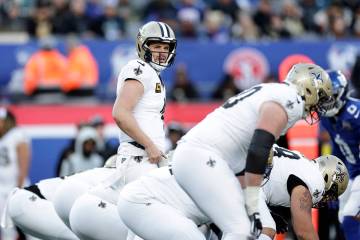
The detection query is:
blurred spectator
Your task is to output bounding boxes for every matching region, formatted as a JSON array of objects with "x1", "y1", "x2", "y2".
[
  {"x1": 211, "y1": 73, "x2": 240, "y2": 100},
  {"x1": 51, "y1": 0, "x2": 71, "y2": 35},
  {"x1": 201, "y1": 10, "x2": 230, "y2": 42},
  {"x1": 0, "y1": 108, "x2": 30, "y2": 240},
  {"x1": 169, "y1": 63, "x2": 199, "y2": 102},
  {"x1": 0, "y1": 1, "x2": 25, "y2": 32},
  {"x1": 350, "y1": 54, "x2": 360, "y2": 98},
  {"x1": 165, "y1": 122, "x2": 185, "y2": 152},
  {"x1": 89, "y1": 115, "x2": 118, "y2": 160},
  {"x1": 253, "y1": 0, "x2": 272, "y2": 37},
  {"x1": 268, "y1": 14, "x2": 291, "y2": 39},
  {"x1": 52, "y1": 0, "x2": 91, "y2": 36},
  {"x1": 351, "y1": 4, "x2": 360, "y2": 37},
  {"x1": 62, "y1": 36, "x2": 98, "y2": 96},
  {"x1": 231, "y1": 11, "x2": 259, "y2": 41},
  {"x1": 210, "y1": 0, "x2": 240, "y2": 23},
  {"x1": 300, "y1": 0, "x2": 321, "y2": 33},
  {"x1": 55, "y1": 121, "x2": 88, "y2": 177},
  {"x1": 85, "y1": 0, "x2": 104, "y2": 21},
  {"x1": 90, "y1": 0, "x2": 125, "y2": 40},
  {"x1": 177, "y1": 7, "x2": 201, "y2": 38},
  {"x1": 24, "y1": 37, "x2": 67, "y2": 96},
  {"x1": 142, "y1": 0, "x2": 177, "y2": 27},
  {"x1": 26, "y1": 0, "x2": 53, "y2": 38},
  {"x1": 58, "y1": 126, "x2": 103, "y2": 177},
  {"x1": 281, "y1": 0, "x2": 305, "y2": 37}
]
